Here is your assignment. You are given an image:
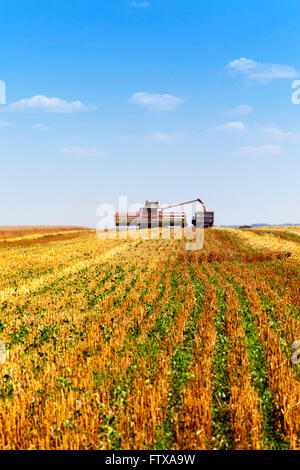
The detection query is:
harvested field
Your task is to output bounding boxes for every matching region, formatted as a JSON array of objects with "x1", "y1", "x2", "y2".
[{"x1": 0, "y1": 227, "x2": 298, "y2": 449}]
